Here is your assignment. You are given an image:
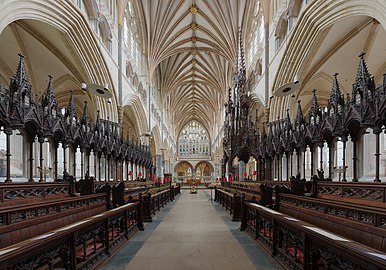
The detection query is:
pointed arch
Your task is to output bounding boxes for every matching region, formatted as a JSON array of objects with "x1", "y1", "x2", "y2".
[
  {"x1": 273, "y1": 0, "x2": 386, "y2": 93},
  {"x1": 0, "y1": 0, "x2": 118, "y2": 121},
  {"x1": 151, "y1": 125, "x2": 162, "y2": 155},
  {"x1": 122, "y1": 94, "x2": 148, "y2": 136}
]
